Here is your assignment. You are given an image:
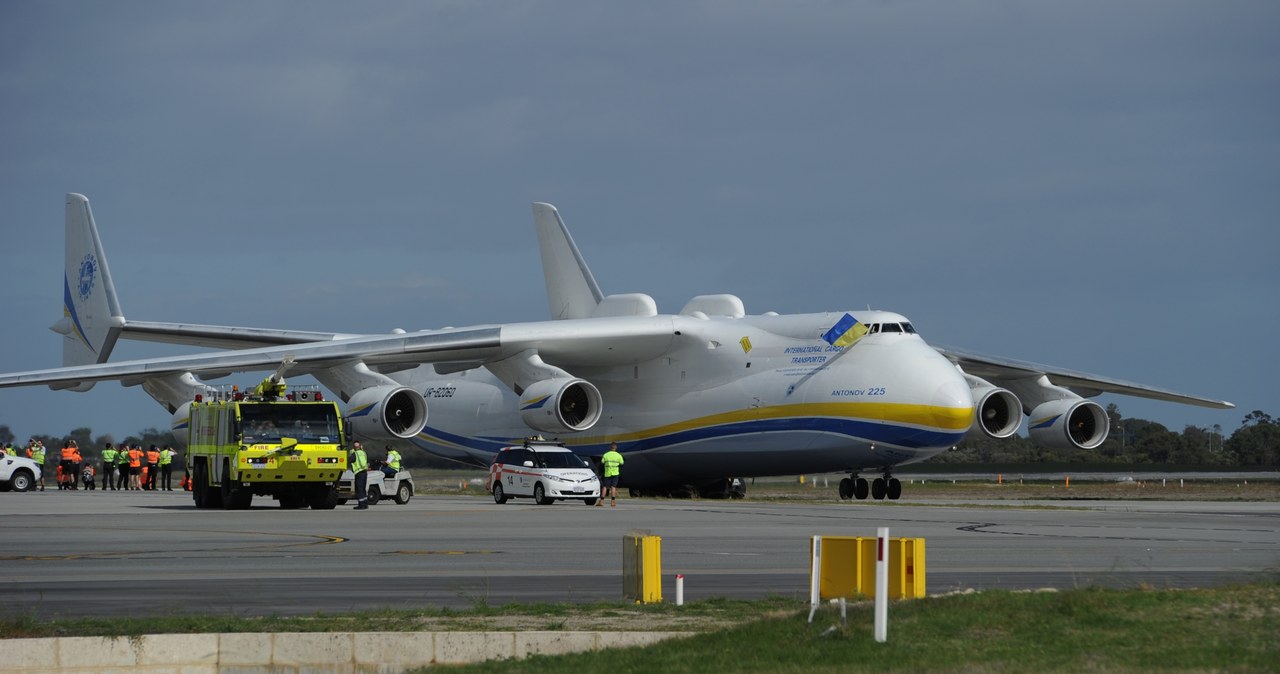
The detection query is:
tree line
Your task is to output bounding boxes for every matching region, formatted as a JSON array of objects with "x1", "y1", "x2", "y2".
[{"x1": 936, "y1": 405, "x2": 1278, "y2": 468}]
